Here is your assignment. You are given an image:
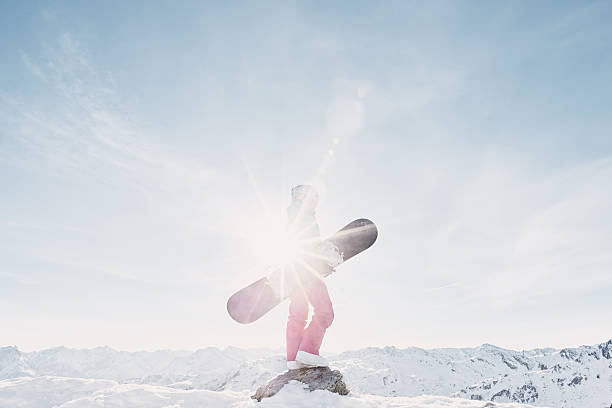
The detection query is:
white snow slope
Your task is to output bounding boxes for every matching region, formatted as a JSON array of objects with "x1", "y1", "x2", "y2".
[{"x1": 1, "y1": 340, "x2": 610, "y2": 408}]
